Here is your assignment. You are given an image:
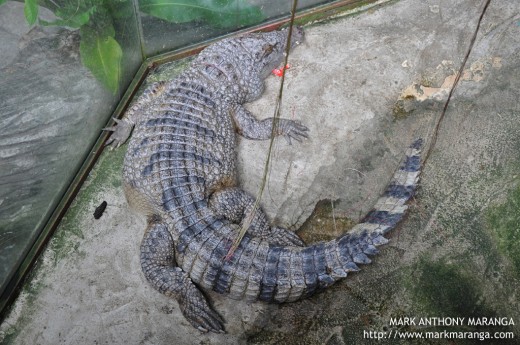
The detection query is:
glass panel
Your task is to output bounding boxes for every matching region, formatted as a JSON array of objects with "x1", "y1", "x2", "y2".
[
  {"x1": 138, "y1": 0, "x2": 265, "y2": 56},
  {"x1": 138, "y1": 0, "x2": 338, "y2": 57},
  {"x1": 0, "y1": 0, "x2": 142, "y2": 296},
  {"x1": 259, "y1": 0, "x2": 337, "y2": 19}
]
